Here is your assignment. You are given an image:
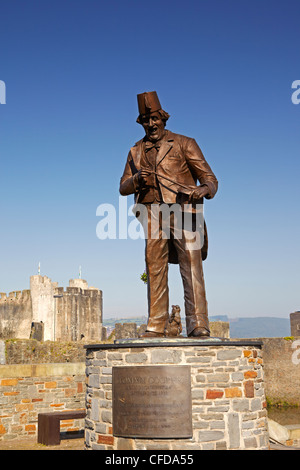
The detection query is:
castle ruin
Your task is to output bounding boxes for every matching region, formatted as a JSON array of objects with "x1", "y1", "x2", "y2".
[{"x1": 0, "y1": 275, "x2": 103, "y2": 342}]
